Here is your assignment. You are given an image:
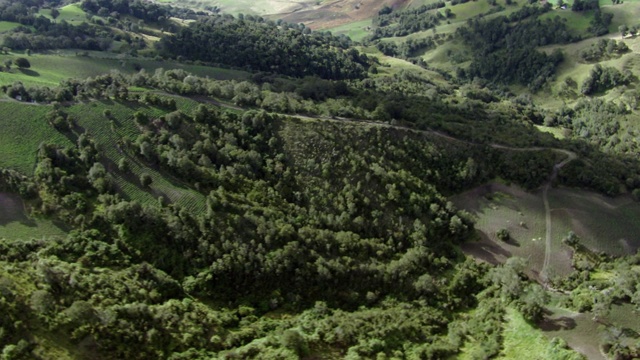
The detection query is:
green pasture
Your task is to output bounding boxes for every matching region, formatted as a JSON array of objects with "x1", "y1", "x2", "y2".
[
  {"x1": 541, "y1": 304, "x2": 604, "y2": 360},
  {"x1": 452, "y1": 182, "x2": 640, "y2": 278},
  {"x1": 548, "y1": 187, "x2": 640, "y2": 256},
  {"x1": 0, "y1": 21, "x2": 21, "y2": 32},
  {"x1": 601, "y1": 2, "x2": 640, "y2": 34},
  {"x1": 38, "y1": 4, "x2": 88, "y2": 25},
  {"x1": 535, "y1": 125, "x2": 568, "y2": 140},
  {"x1": 0, "y1": 192, "x2": 67, "y2": 240},
  {"x1": 540, "y1": 9, "x2": 594, "y2": 35},
  {"x1": 0, "y1": 102, "x2": 73, "y2": 174},
  {"x1": 452, "y1": 183, "x2": 550, "y2": 274},
  {"x1": 325, "y1": 19, "x2": 371, "y2": 42},
  {"x1": 0, "y1": 52, "x2": 248, "y2": 88},
  {"x1": 498, "y1": 308, "x2": 584, "y2": 359}
]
